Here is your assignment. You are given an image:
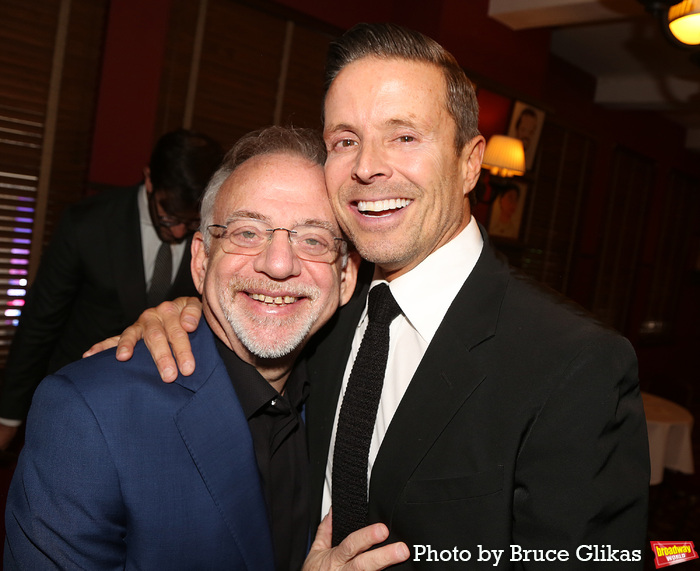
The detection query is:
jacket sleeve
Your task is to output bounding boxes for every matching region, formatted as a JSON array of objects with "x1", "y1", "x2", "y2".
[
  {"x1": 512, "y1": 333, "x2": 649, "y2": 565},
  {"x1": 0, "y1": 207, "x2": 85, "y2": 420},
  {"x1": 4, "y1": 373, "x2": 126, "y2": 570}
]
